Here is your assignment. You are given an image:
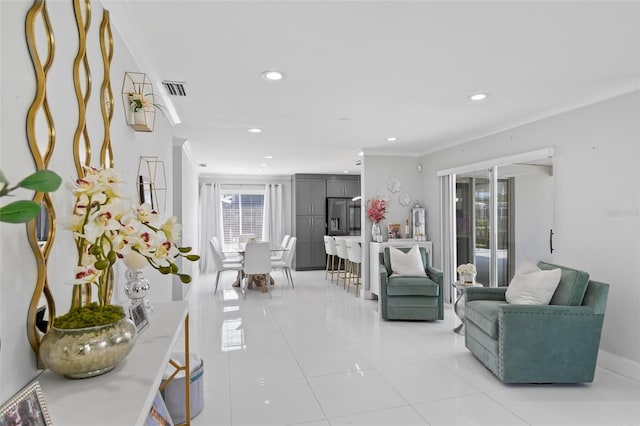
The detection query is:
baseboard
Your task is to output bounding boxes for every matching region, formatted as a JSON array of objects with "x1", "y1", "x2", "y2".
[{"x1": 598, "y1": 349, "x2": 640, "y2": 383}]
